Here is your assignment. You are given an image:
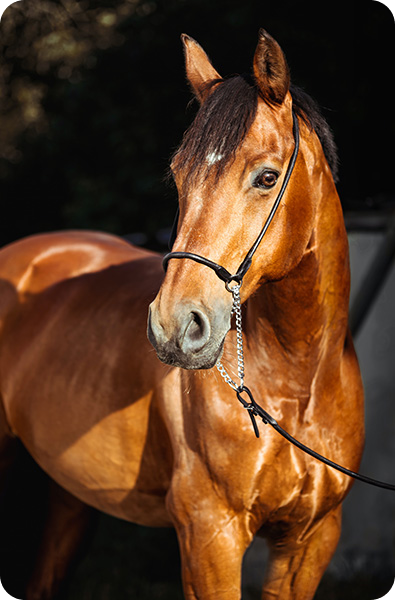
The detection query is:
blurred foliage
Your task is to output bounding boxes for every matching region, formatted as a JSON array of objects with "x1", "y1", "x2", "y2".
[
  {"x1": 0, "y1": 0, "x2": 135, "y2": 159},
  {"x1": 0, "y1": 0, "x2": 394, "y2": 247}
]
